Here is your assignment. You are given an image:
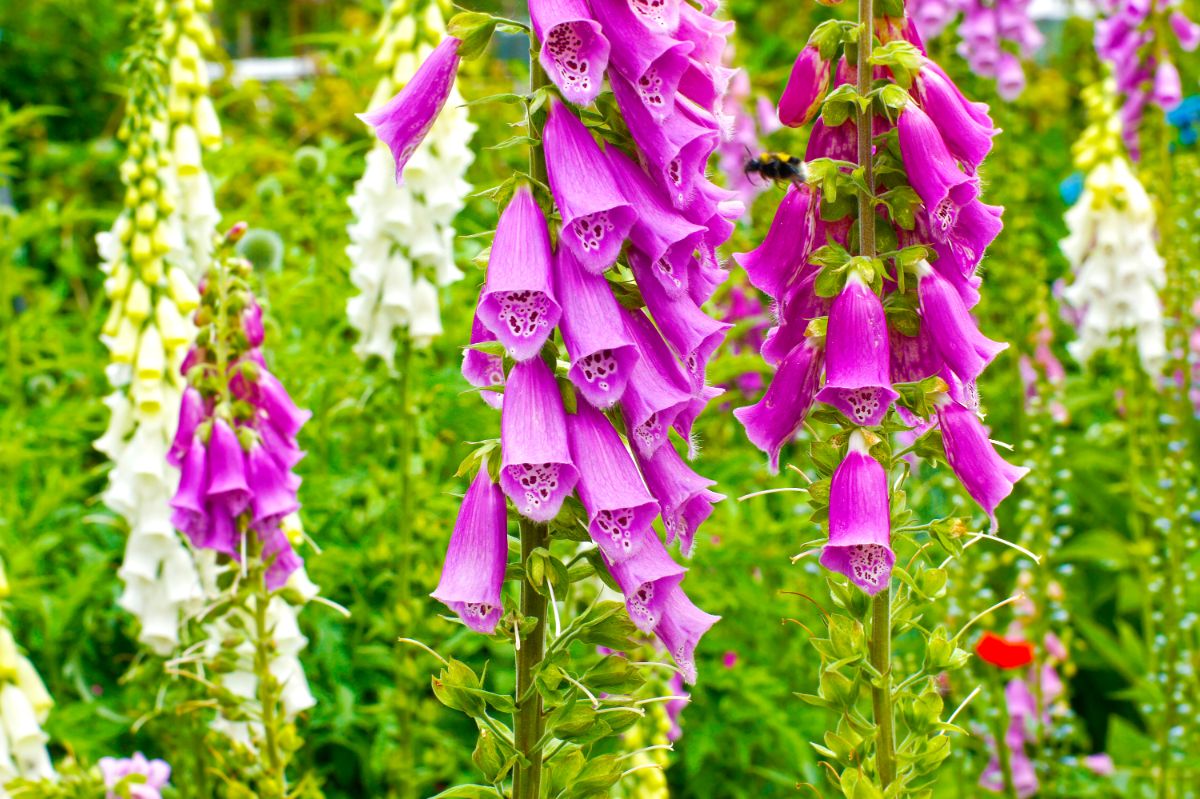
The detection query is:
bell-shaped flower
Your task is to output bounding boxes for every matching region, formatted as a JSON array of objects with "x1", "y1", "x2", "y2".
[
  {"x1": 169, "y1": 437, "x2": 209, "y2": 545},
  {"x1": 245, "y1": 442, "x2": 300, "y2": 533},
  {"x1": 1171, "y1": 11, "x2": 1200, "y2": 51},
  {"x1": 1151, "y1": 60, "x2": 1182, "y2": 109},
  {"x1": 898, "y1": 101, "x2": 978, "y2": 234},
  {"x1": 914, "y1": 62, "x2": 996, "y2": 170},
  {"x1": 477, "y1": 185, "x2": 561, "y2": 360},
  {"x1": 100, "y1": 753, "x2": 171, "y2": 799},
  {"x1": 778, "y1": 45, "x2": 831, "y2": 127},
  {"x1": 635, "y1": 438, "x2": 724, "y2": 557},
  {"x1": 736, "y1": 337, "x2": 824, "y2": 473},
  {"x1": 500, "y1": 358, "x2": 579, "y2": 522},
  {"x1": 204, "y1": 419, "x2": 250, "y2": 517},
  {"x1": 168, "y1": 387, "x2": 205, "y2": 468},
  {"x1": 243, "y1": 370, "x2": 312, "y2": 441},
  {"x1": 590, "y1": 0, "x2": 694, "y2": 120},
  {"x1": 605, "y1": 536, "x2": 686, "y2": 633},
  {"x1": 653, "y1": 586, "x2": 719, "y2": 684},
  {"x1": 935, "y1": 396, "x2": 1028, "y2": 529},
  {"x1": 620, "y1": 308, "x2": 695, "y2": 457},
  {"x1": 357, "y1": 36, "x2": 462, "y2": 182},
  {"x1": 628, "y1": 0, "x2": 682, "y2": 32},
  {"x1": 927, "y1": 199, "x2": 1003, "y2": 279},
  {"x1": 815, "y1": 272, "x2": 899, "y2": 426},
  {"x1": 917, "y1": 261, "x2": 1006, "y2": 385},
  {"x1": 554, "y1": 247, "x2": 640, "y2": 409},
  {"x1": 760, "y1": 269, "x2": 829, "y2": 367},
  {"x1": 732, "y1": 182, "x2": 817, "y2": 300},
  {"x1": 544, "y1": 102, "x2": 635, "y2": 272},
  {"x1": 462, "y1": 312, "x2": 505, "y2": 410},
  {"x1": 631, "y1": 252, "x2": 730, "y2": 391},
  {"x1": 430, "y1": 468, "x2": 509, "y2": 634},
  {"x1": 567, "y1": 401, "x2": 661, "y2": 562},
  {"x1": 532, "y1": 0, "x2": 610, "y2": 106},
  {"x1": 819, "y1": 430, "x2": 893, "y2": 595}
]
